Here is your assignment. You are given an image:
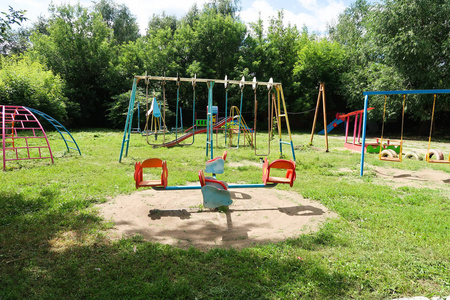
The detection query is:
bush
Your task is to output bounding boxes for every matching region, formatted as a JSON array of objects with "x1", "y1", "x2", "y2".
[{"x1": 0, "y1": 55, "x2": 69, "y2": 121}]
